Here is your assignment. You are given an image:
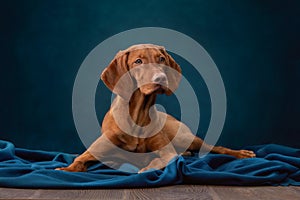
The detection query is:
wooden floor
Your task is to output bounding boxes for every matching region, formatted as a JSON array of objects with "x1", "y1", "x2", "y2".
[{"x1": 1, "y1": 185, "x2": 299, "y2": 200}]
